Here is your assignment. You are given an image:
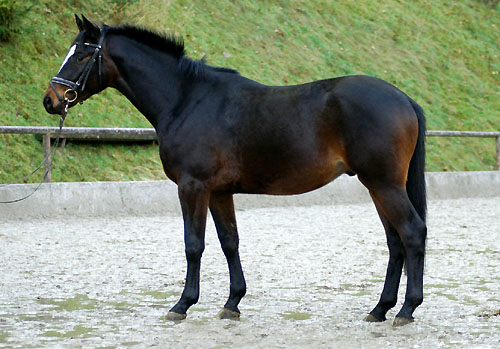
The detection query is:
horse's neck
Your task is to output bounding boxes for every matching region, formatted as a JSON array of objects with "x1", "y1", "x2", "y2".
[{"x1": 108, "y1": 36, "x2": 184, "y2": 129}]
